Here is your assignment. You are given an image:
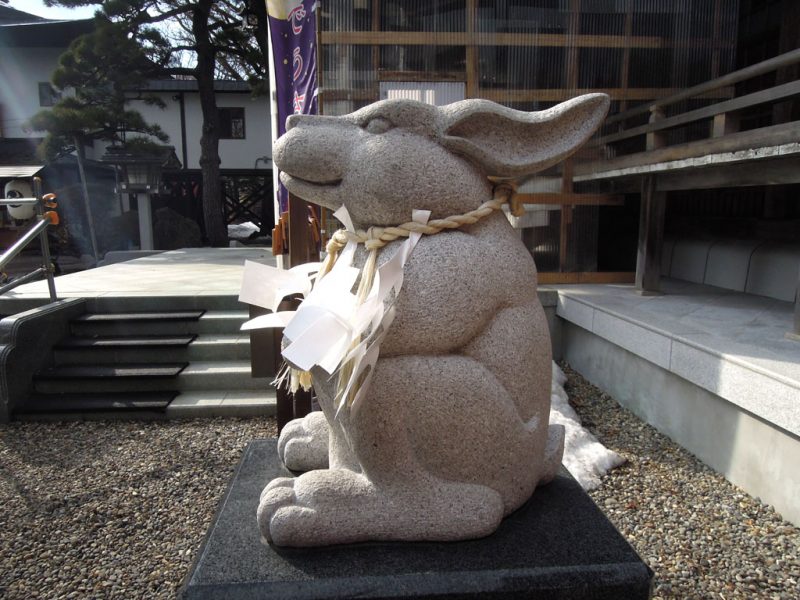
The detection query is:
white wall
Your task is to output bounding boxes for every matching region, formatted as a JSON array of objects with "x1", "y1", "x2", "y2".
[
  {"x1": 0, "y1": 46, "x2": 65, "y2": 138},
  {"x1": 126, "y1": 90, "x2": 273, "y2": 171},
  {"x1": 125, "y1": 92, "x2": 183, "y2": 164},
  {"x1": 379, "y1": 81, "x2": 465, "y2": 106},
  {"x1": 0, "y1": 37, "x2": 273, "y2": 171}
]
